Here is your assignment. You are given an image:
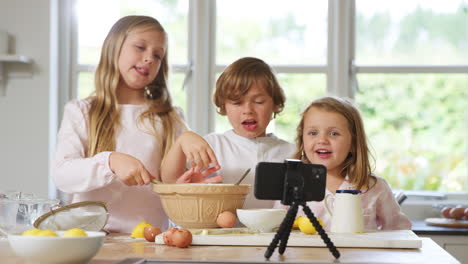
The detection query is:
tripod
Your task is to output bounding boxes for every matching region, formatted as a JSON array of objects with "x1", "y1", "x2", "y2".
[{"x1": 265, "y1": 186, "x2": 341, "y2": 260}]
